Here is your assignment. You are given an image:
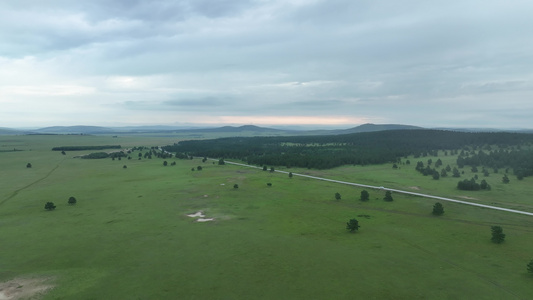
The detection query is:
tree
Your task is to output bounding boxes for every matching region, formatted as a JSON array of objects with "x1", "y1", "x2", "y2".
[
  {"x1": 270, "y1": 167, "x2": 275, "y2": 173},
  {"x1": 346, "y1": 218, "x2": 360, "y2": 232},
  {"x1": 267, "y1": 183, "x2": 272, "y2": 187},
  {"x1": 383, "y1": 190, "x2": 393, "y2": 202},
  {"x1": 527, "y1": 259, "x2": 533, "y2": 274},
  {"x1": 360, "y1": 190, "x2": 370, "y2": 202},
  {"x1": 452, "y1": 167, "x2": 461, "y2": 177},
  {"x1": 502, "y1": 174, "x2": 510, "y2": 184},
  {"x1": 26, "y1": 163, "x2": 32, "y2": 168},
  {"x1": 432, "y1": 171, "x2": 440, "y2": 180},
  {"x1": 123, "y1": 165, "x2": 127, "y2": 168},
  {"x1": 263, "y1": 165, "x2": 267, "y2": 171},
  {"x1": 335, "y1": 192, "x2": 341, "y2": 200},
  {"x1": 440, "y1": 169, "x2": 448, "y2": 177},
  {"x1": 218, "y1": 158, "x2": 225, "y2": 165},
  {"x1": 163, "y1": 161, "x2": 168, "y2": 166},
  {"x1": 435, "y1": 159, "x2": 443, "y2": 168},
  {"x1": 61, "y1": 150, "x2": 66, "y2": 155},
  {"x1": 491, "y1": 226, "x2": 506, "y2": 244},
  {"x1": 44, "y1": 202, "x2": 56, "y2": 211},
  {"x1": 233, "y1": 184, "x2": 239, "y2": 189},
  {"x1": 392, "y1": 163, "x2": 398, "y2": 169},
  {"x1": 432, "y1": 202, "x2": 444, "y2": 215},
  {"x1": 289, "y1": 172, "x2": 293, "y2": 178},
  {"x1": 68, "y1": 196, "x2": 77, "y2": 205},
  {"x1": 480, "y1": 179, "x2": 490, "y2": 190},
  {"x1": 197, "y1": 166, "x2": 203, "y2": 171}
]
